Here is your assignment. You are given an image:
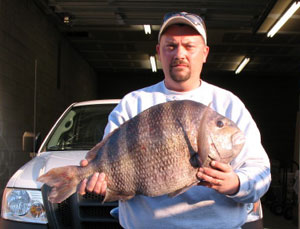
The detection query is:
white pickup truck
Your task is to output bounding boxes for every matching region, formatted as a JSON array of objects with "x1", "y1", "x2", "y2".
[{"x1": 0, "y1": 99, "x2": 121, "y2": 229}]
